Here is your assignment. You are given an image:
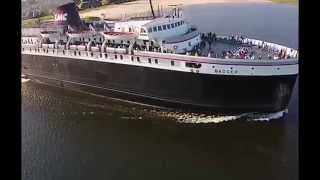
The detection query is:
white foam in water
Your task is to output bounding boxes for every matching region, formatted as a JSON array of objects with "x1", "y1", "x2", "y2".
[
  {"x1": 161, "y1": 110, "x2": 287, "y2": 124},
  {"x1": 175, "y1": 113, "x2": 250, "y2": 124},
  {"x1": 21, "y1": 77, "x2": 30, "y2": 83},
  {"x1": 246, "y1": 110, "x2": 287, "y2": 122}
]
